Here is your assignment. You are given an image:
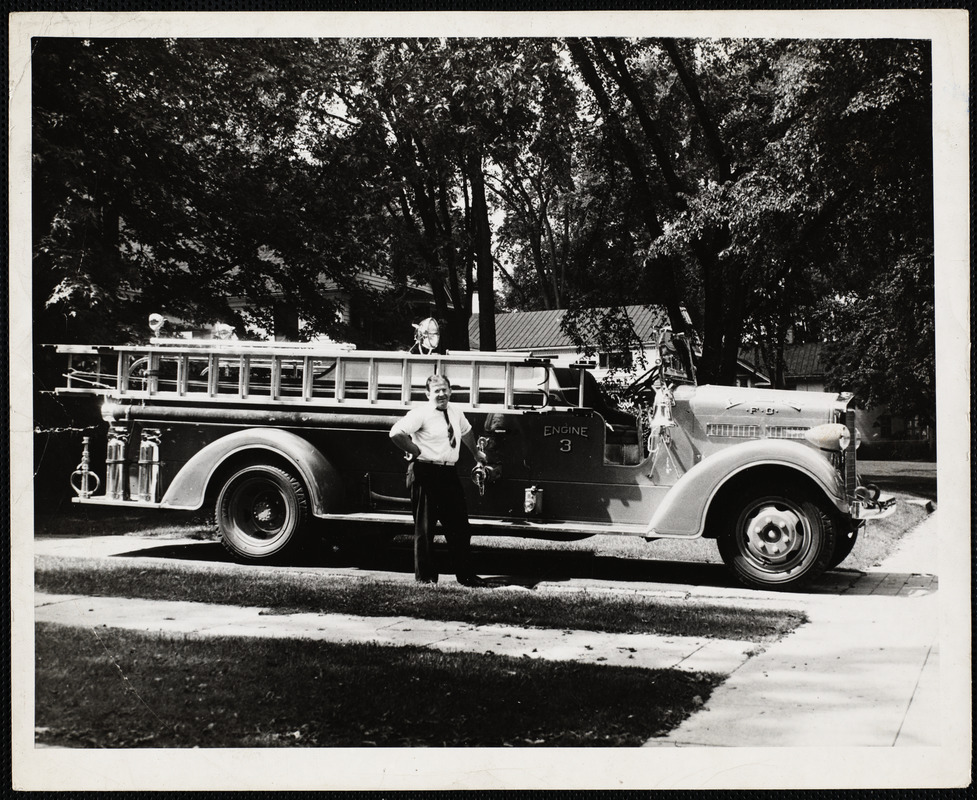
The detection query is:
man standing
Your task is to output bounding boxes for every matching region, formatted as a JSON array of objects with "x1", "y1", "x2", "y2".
[{"x1": 389, "y1": 375, "x2": 488, "y2": 587}]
